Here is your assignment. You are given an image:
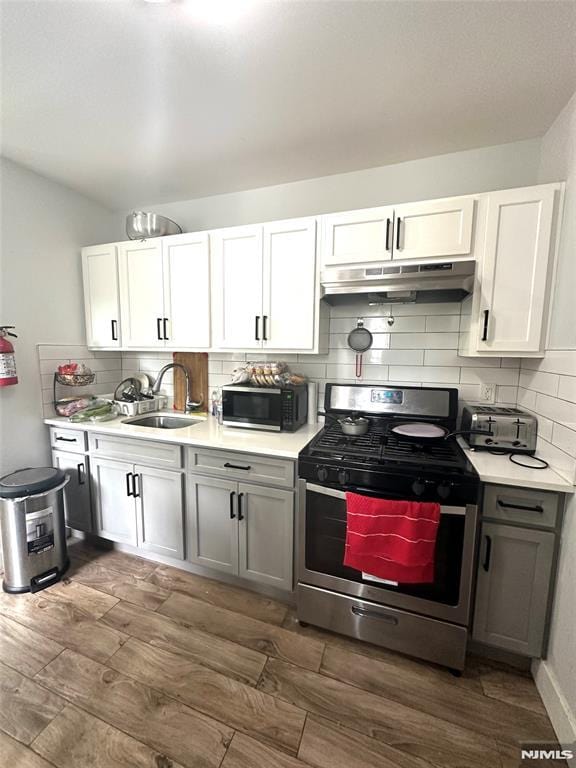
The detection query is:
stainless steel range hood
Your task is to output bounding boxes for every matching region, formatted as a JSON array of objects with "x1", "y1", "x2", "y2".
[{"x1": 321, "y1": 258, "x2": 475, "y2": 305}]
